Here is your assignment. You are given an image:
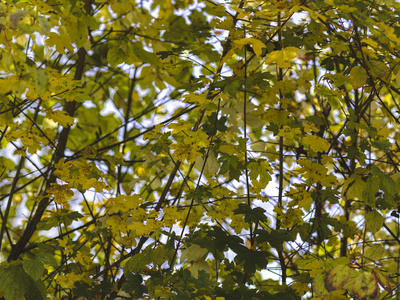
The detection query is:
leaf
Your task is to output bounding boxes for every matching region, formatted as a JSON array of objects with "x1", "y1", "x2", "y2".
[
  {"x1": 350, "y1": 66, "x2": 367, "y2": 89},
  {"x1": 346, "y1": 176, "x2": 366, "y2": 200},
  {"x1": 234, "y1": 204, "x2": 268, "y2": 225},
  {"x1": 72, "y1": 281, "x2": 94, "y2": 299},
  {"x1": 24, "y1": 278, "x2": 46, "y2": 300},
  {"x1": 324, "y1": 264, "x2": 351, "y2": 292},
  {"x1": 368, "y1": 60, "x2": 390, "y2": 78},
  {"x1": 264, "y1": 47, "x2": 299, "y2": 68},
  {"x1": 48, "y1": 110, "x2": 75, "y2": 128},
  {"x1": 362, "y1": 175, "x2": 379, "y2": 207},
  {"x1": 0, "y1": 265, "x2": 30, "y2": 300},
  {"x1": 125, "y1": 249, "x2": 153, "y2": 273},
  {"x1": 381, "y1": 173, "x2": 397, "y2": 195},
  {"x1": 235, "y1": 38, "x2": 266, "y2": 58},
  {"x1": 121, "y1": 273, "x2": 147, "y2": 298},
  {"x1": 191, "y1": 260, "x2": 210, "y2": 278},
  {"x1": 364, "y1": 244, "x2": 384, "y2": 261},
  {"x1": 255, "y1": 229, "x2": 295, "y2": 252},
  {"x1": 195, "y1": 151, "x2": 219, "y2": 175},
  {"x1": 180, "y1": 244, "x2": 208, "y2": 263},
  {"x1": 46, "y1": 32, "x2": 74, "y2": 54},
  {"x1": 302, "y1": 135, "x2": 329, "y2": 152},
  {"x1": 234, "y1": 247, "x2": 268, "y2": 274},
  {"x1": 373, "y1": 267, "x2": 398, "y2": 293},
  {"x1": 396, "y1": 70, "x2": 400, "y2": 86},
  {"x1": 36, "y1": 252, "x2": 57, "y2": 267},
  {"x1": 131, "y1": 42, "x2": 159, "y2": 65},
  {"x1": 66, "y1": 16, "x2": 89, "y2": 48},
  {"x1": 107, "y1": 46, "x2": 126, "y2": 67},
  {"x1": 350, "y1": 271, "x2": 378, "y2": 299},
  {"x1": 365, "y1": 210, "x2": 383, "y2": 234},
  {"x1": 23, "y1": 258, "x2": 45, "y2": 281},
  {"x1": 313, "y1": 273, "x2": 329, "y2": 297}
]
